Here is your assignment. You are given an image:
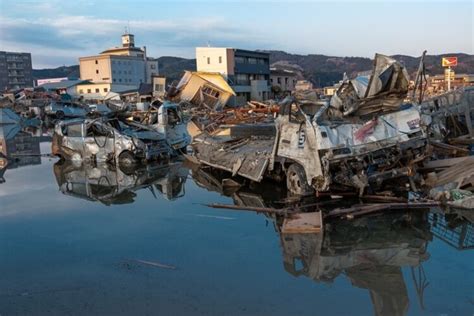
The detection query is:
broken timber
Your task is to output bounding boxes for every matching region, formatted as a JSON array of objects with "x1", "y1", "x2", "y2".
[{"x1": 325, "y1": 202, "x2": 441, "y2": 219}]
